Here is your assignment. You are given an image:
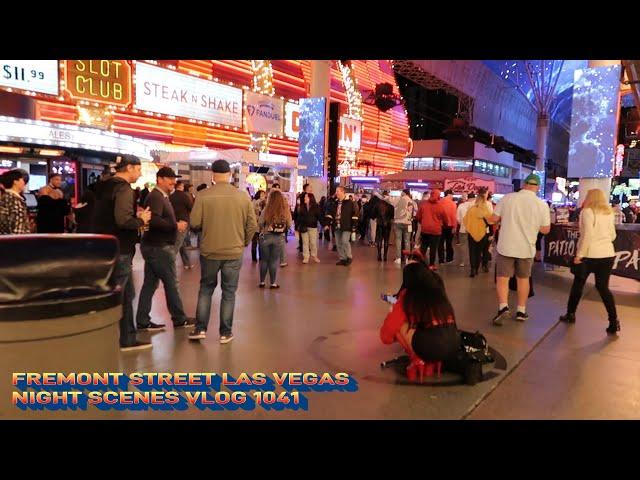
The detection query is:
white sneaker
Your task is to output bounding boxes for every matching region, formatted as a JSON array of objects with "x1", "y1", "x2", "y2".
[
  {"x1": 219, "y1": 334, "x2": 234, "y2": 344},
  {"x1": 394, "y1": 258, "x2": 402, "y2": 264}
]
